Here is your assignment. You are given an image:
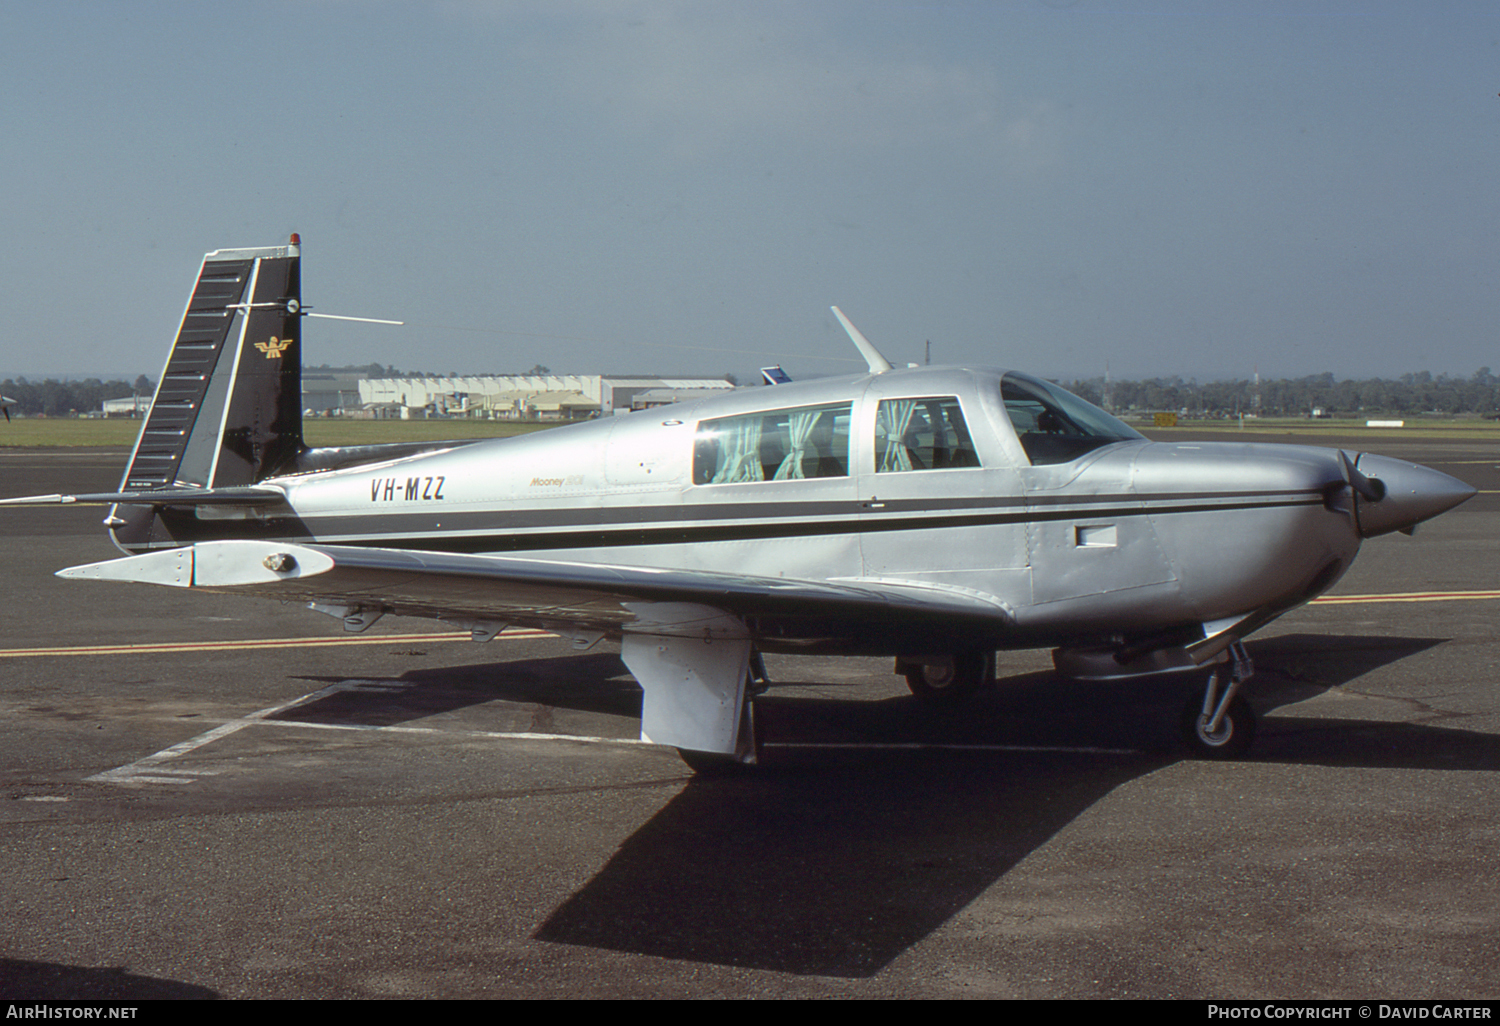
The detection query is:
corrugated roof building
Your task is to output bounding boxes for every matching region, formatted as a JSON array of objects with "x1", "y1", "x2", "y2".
[{"x1": 357, "y1": 374, "x2": 733, "y2": 419}]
